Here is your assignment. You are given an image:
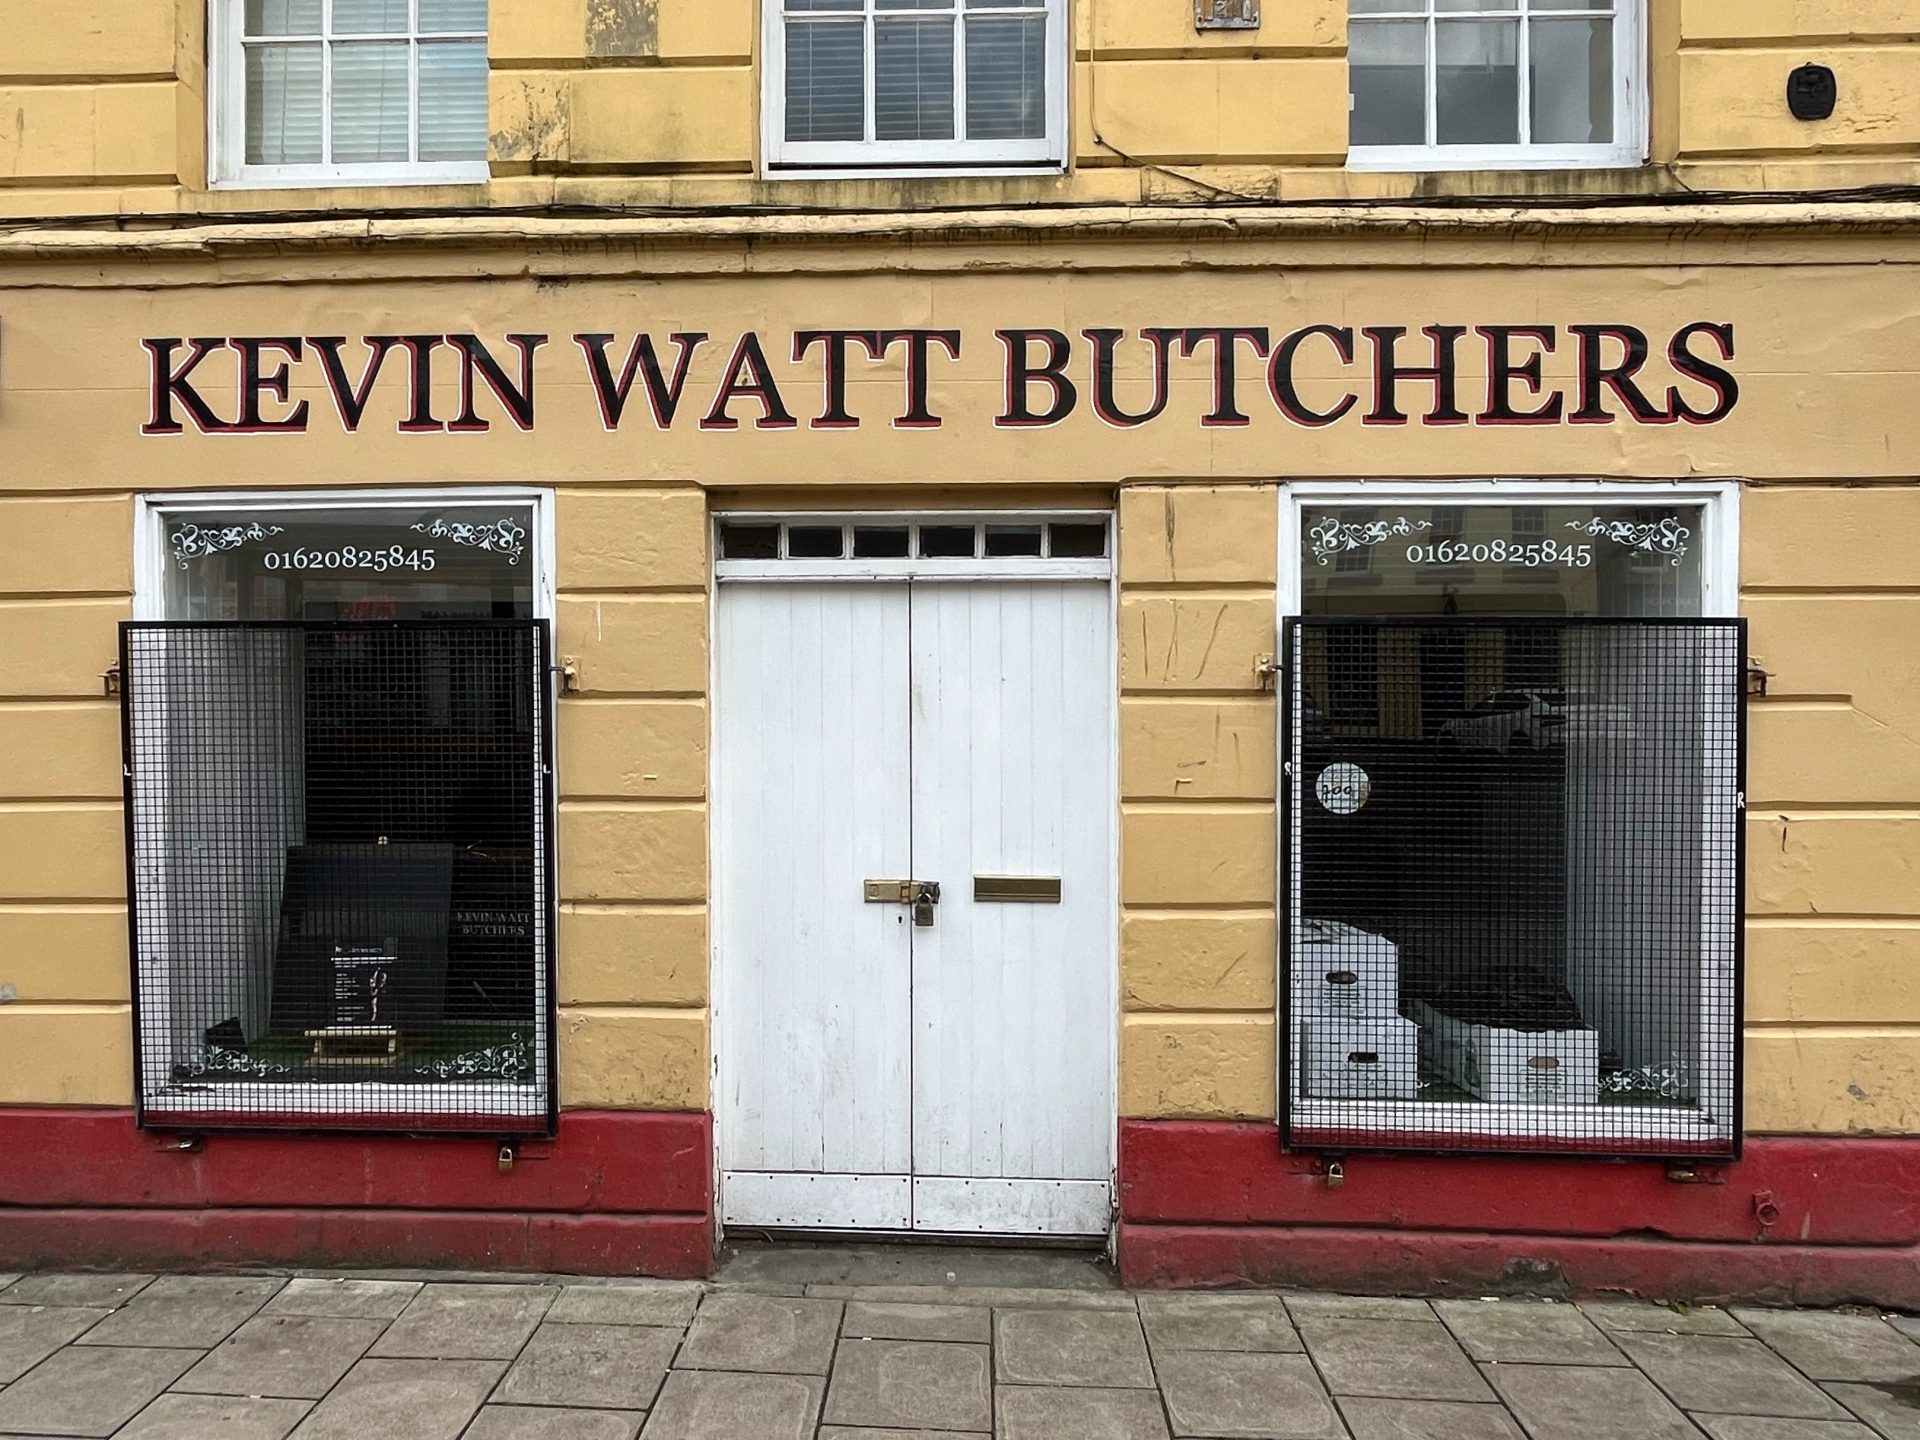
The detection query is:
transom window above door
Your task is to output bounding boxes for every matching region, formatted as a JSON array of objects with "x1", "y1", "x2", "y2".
[
  {"x1": 1347, "y1": 0, "x2": 1644, "y2": 172},
  {"x1": 764, "y1": 0, "x2": 1068, "y2": 173},
  {"x1": 215, "y1": 0, "x2": 490, "y2": 188},
  {"x1": 716, "y1": 514, "x2": 1109, "y2": 579}
]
